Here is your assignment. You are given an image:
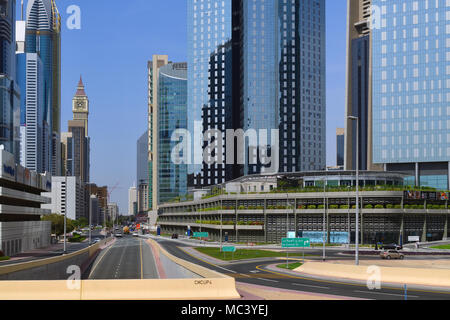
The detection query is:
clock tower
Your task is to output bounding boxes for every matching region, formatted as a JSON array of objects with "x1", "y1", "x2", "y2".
[{"x1": 72, "y1": 76, "x2": 89, "y2": 136}]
